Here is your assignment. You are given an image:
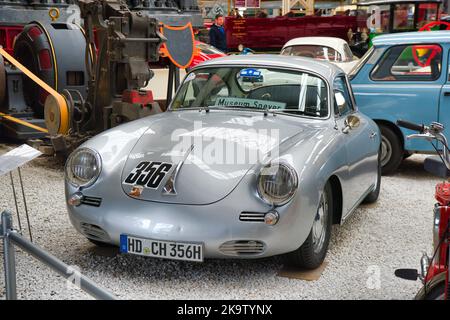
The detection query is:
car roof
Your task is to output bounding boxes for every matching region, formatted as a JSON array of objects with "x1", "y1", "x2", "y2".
[
  {"x1": 282, "y1": 37, "x2": 347, "y2": 51},
  {"x1": 194, "y1": 54, "x2": 345, "y2": 80},
  {"x1": 372, "y1": 30, "x2": 450, "y2": 46}
]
